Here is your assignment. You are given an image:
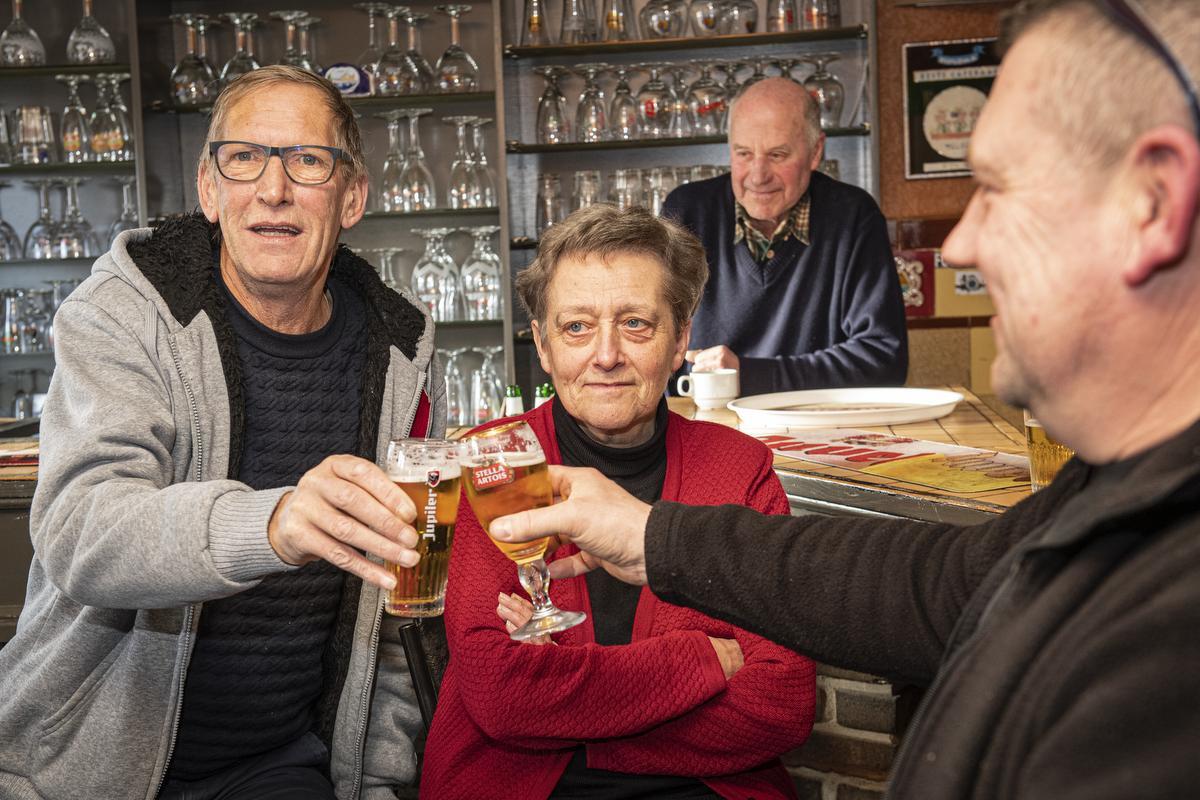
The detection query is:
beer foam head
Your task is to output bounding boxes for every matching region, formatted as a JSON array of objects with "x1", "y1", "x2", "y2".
[
  {"x1": 390, "y1": 462, "x2": 462, "y2": 482},
  {"x1": 459, "y1": 451, "x2": 546, "y2": 470}
]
